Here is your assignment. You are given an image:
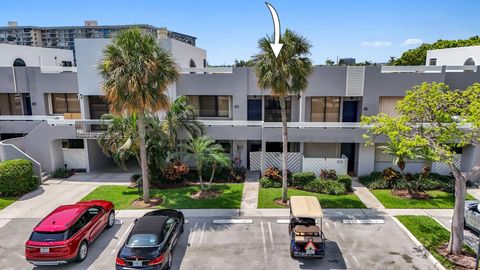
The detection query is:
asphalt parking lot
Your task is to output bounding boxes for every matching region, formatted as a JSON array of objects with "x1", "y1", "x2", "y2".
[{"x1": 0, "y1": 215, "x2": 436, "y2": 270}]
